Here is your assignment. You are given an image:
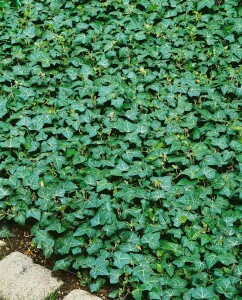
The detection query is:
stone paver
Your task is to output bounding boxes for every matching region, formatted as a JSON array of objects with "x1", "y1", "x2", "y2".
[
  {"x1": 64, "y1": 289, "x2": 102, "y2": 300},
  {"x1": 0, "y1": 251, "x2": 63, "y2": 300},
  {"x1": 0, "y1": 240, "x2": 7, "y2": 248}
]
